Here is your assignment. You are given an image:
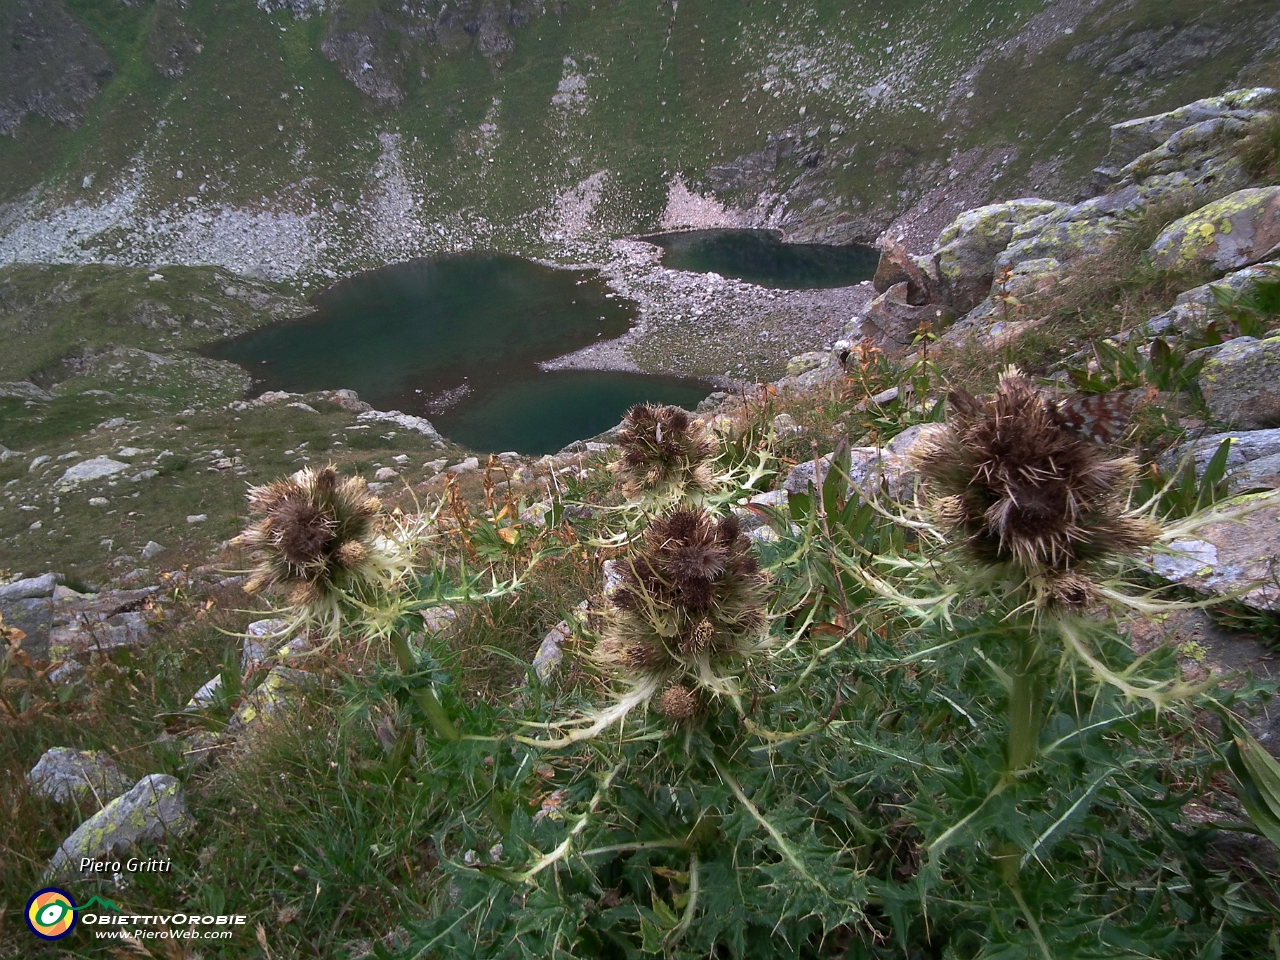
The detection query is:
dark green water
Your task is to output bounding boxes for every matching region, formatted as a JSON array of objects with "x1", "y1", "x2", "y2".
[
  {"x1": 433, "y1": 371, "x2": 710, "y2": 454},
  {"x1": 645, "y1": 229, "x2": 878, "y2": 289},
  {"x1": 206, "y1": 254, "x2": 711, "y2": 455}
]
